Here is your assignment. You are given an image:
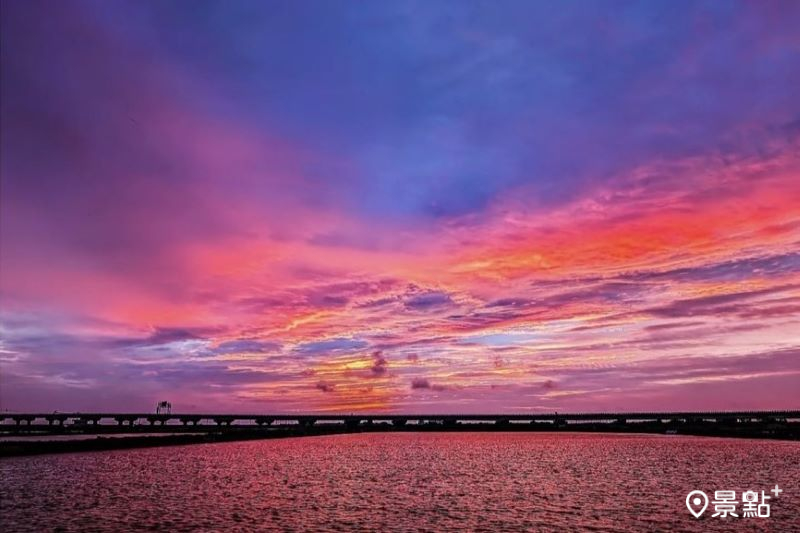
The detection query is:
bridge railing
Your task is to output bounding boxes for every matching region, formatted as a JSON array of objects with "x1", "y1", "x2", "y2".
[{"x1": 2, "y1": 410, "x2": 798, "y2": 428}]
